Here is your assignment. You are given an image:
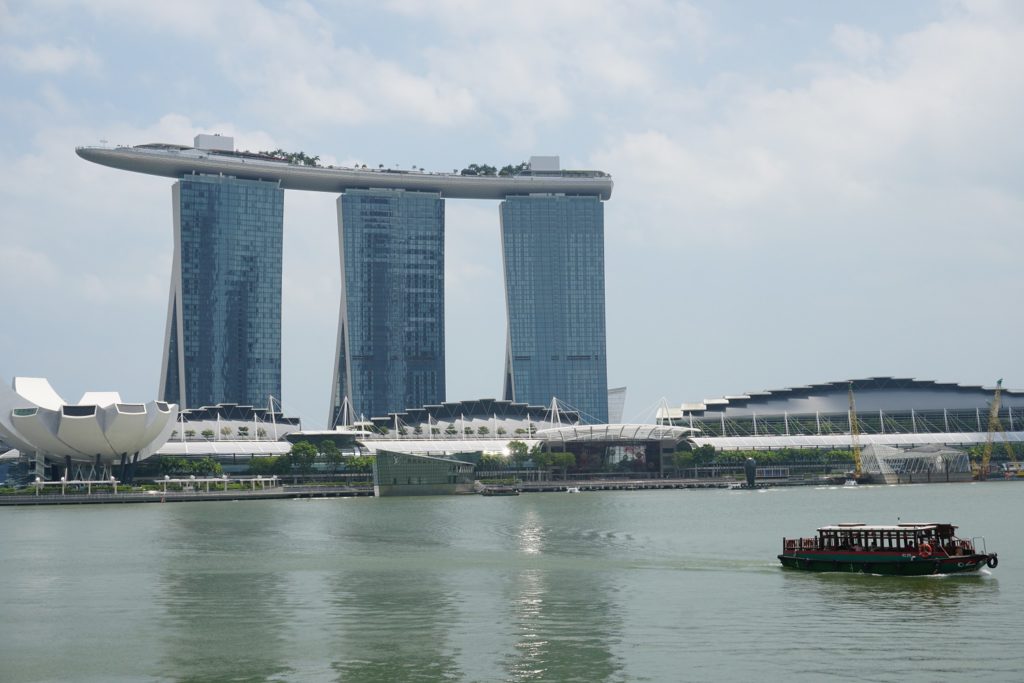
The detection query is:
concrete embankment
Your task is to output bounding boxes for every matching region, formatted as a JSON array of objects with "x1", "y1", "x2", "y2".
[
  {"x1": 515, "y1": 477, "x2": 822, "y2": 493},
  {"x1": 0, "y1": 485, "x2": 373, "y2": 506},
  {"x1": 0, "y1": 477, "x2": 828, "y2": 505}
]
